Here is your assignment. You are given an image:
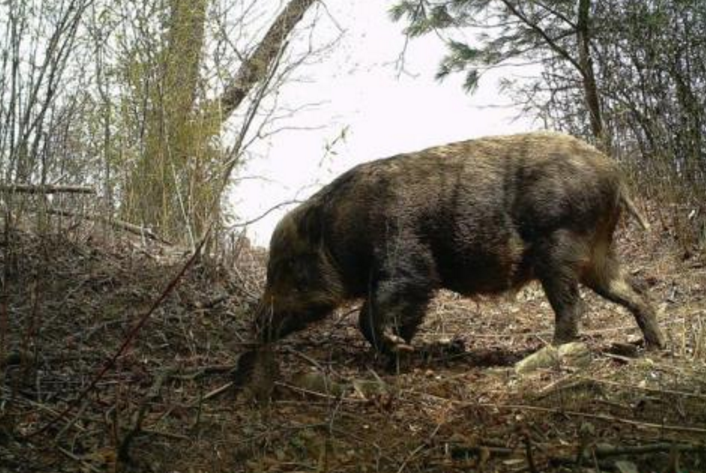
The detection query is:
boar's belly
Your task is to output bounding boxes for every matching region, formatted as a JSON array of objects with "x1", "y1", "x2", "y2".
[{"x1": 434, "y1": 233, "x2": 531, "y2": 296}]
